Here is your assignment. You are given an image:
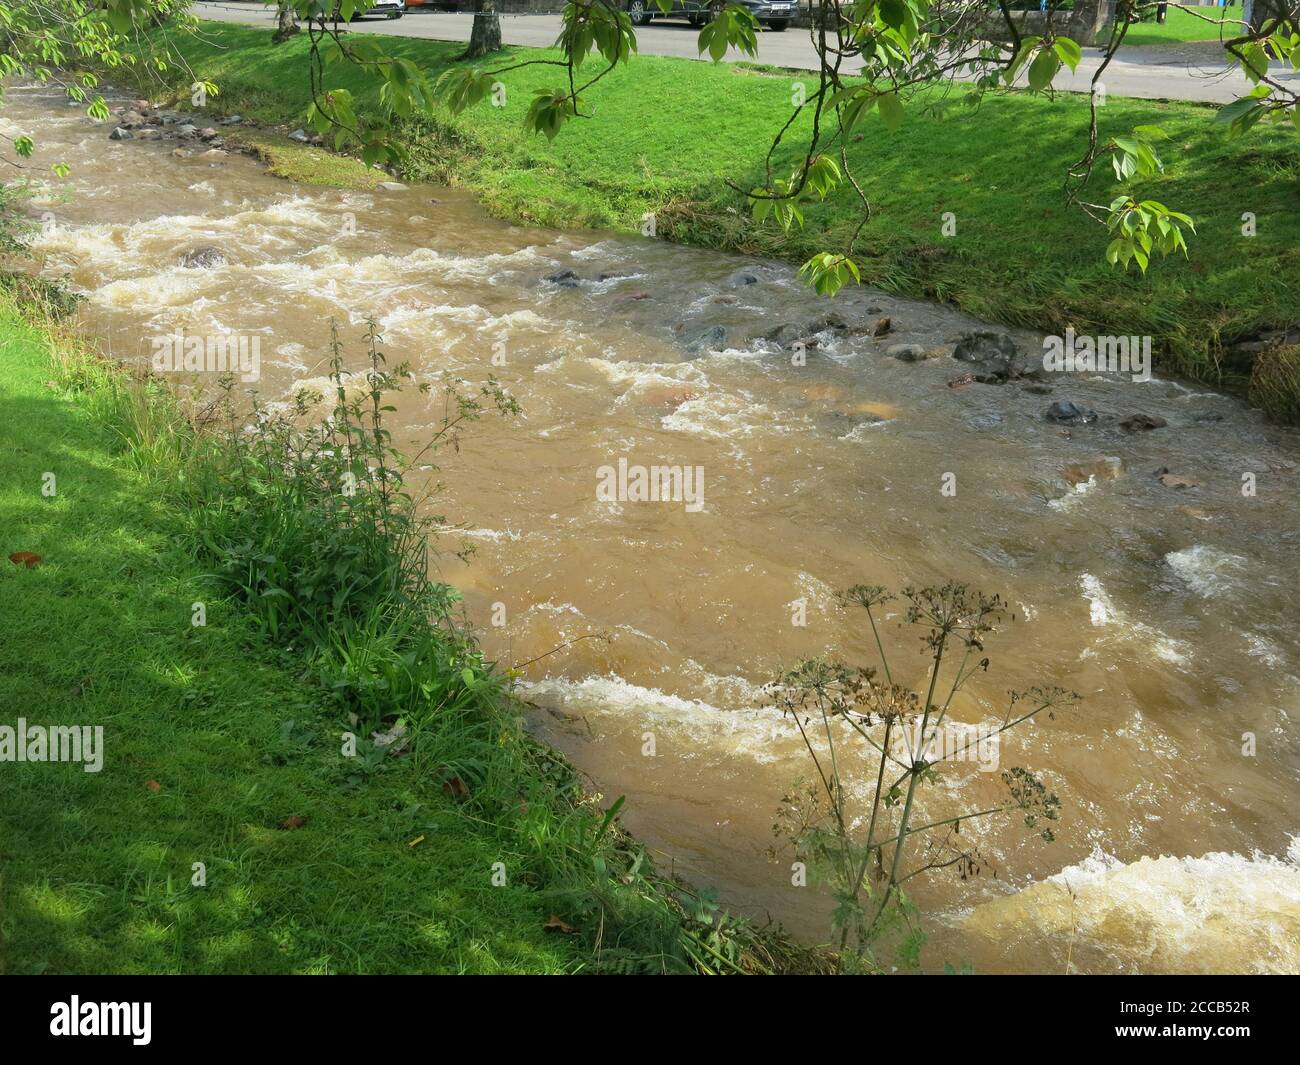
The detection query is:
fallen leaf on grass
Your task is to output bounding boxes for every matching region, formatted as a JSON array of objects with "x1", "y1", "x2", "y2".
[
  {"x1": 278, "y1": 815, "x2": 307, "y2": 830},
  {"x1": 543, "y1": 914, "x2": 577, "y2": 934},
  {"x1": 144, "y1": 780, "x2": 162, "y2": 793},
  {"x1": 8, "y1": 552, "x2": 42, "y2": 568}
]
